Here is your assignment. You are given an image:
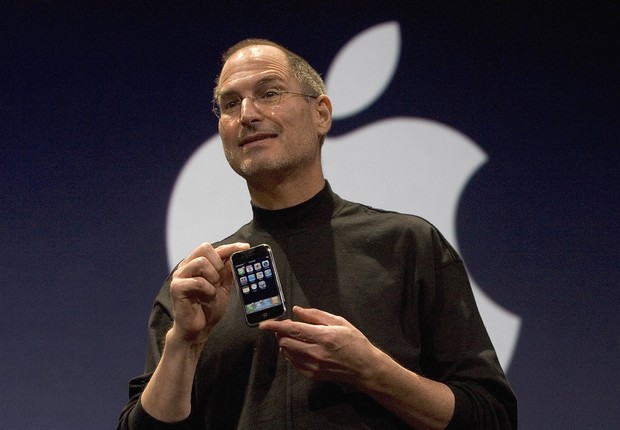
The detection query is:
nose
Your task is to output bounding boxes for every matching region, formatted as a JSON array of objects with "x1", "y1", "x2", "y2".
[{"x1": 239, "y1": 96, "x2": 263, "y2": 124}]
